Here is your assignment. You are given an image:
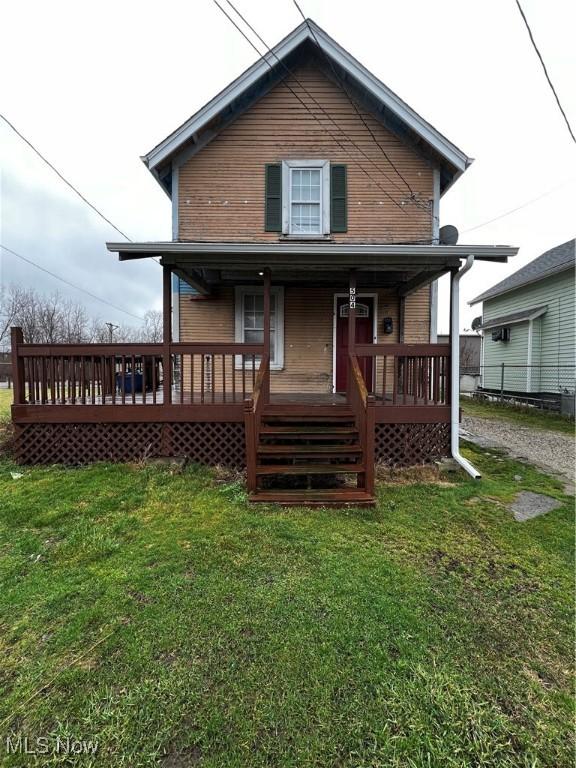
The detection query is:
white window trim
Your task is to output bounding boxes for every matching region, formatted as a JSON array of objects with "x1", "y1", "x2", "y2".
[
  {"x1": 282, "y1": 159, "x2": 330, "y2": 236},
  {"x1": 234, "y1": 286, "x2": 285, "y2": 370}
]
